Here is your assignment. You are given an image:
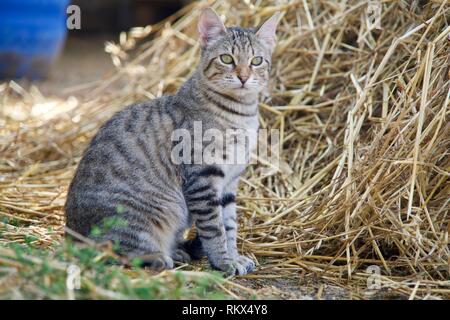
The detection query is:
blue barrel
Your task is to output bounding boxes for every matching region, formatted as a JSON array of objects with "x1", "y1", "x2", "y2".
[{"x1": 0, "y1": 0, "x2": 70, "y2": 80}]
